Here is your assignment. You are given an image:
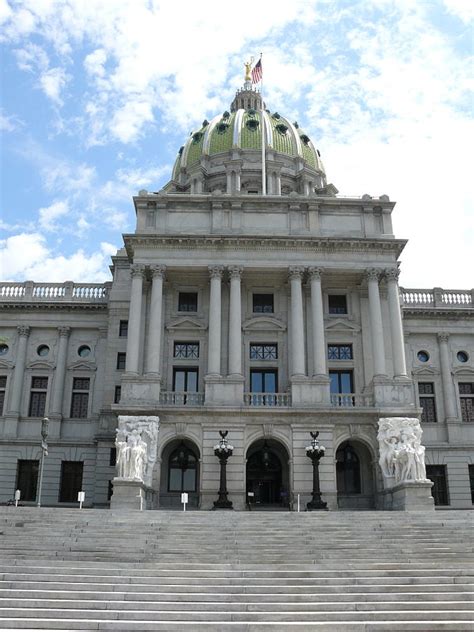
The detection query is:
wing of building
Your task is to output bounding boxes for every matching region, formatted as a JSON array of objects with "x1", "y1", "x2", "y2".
[{"x1": 1, "y1": 77, "x2": 473, "y2": 511}]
